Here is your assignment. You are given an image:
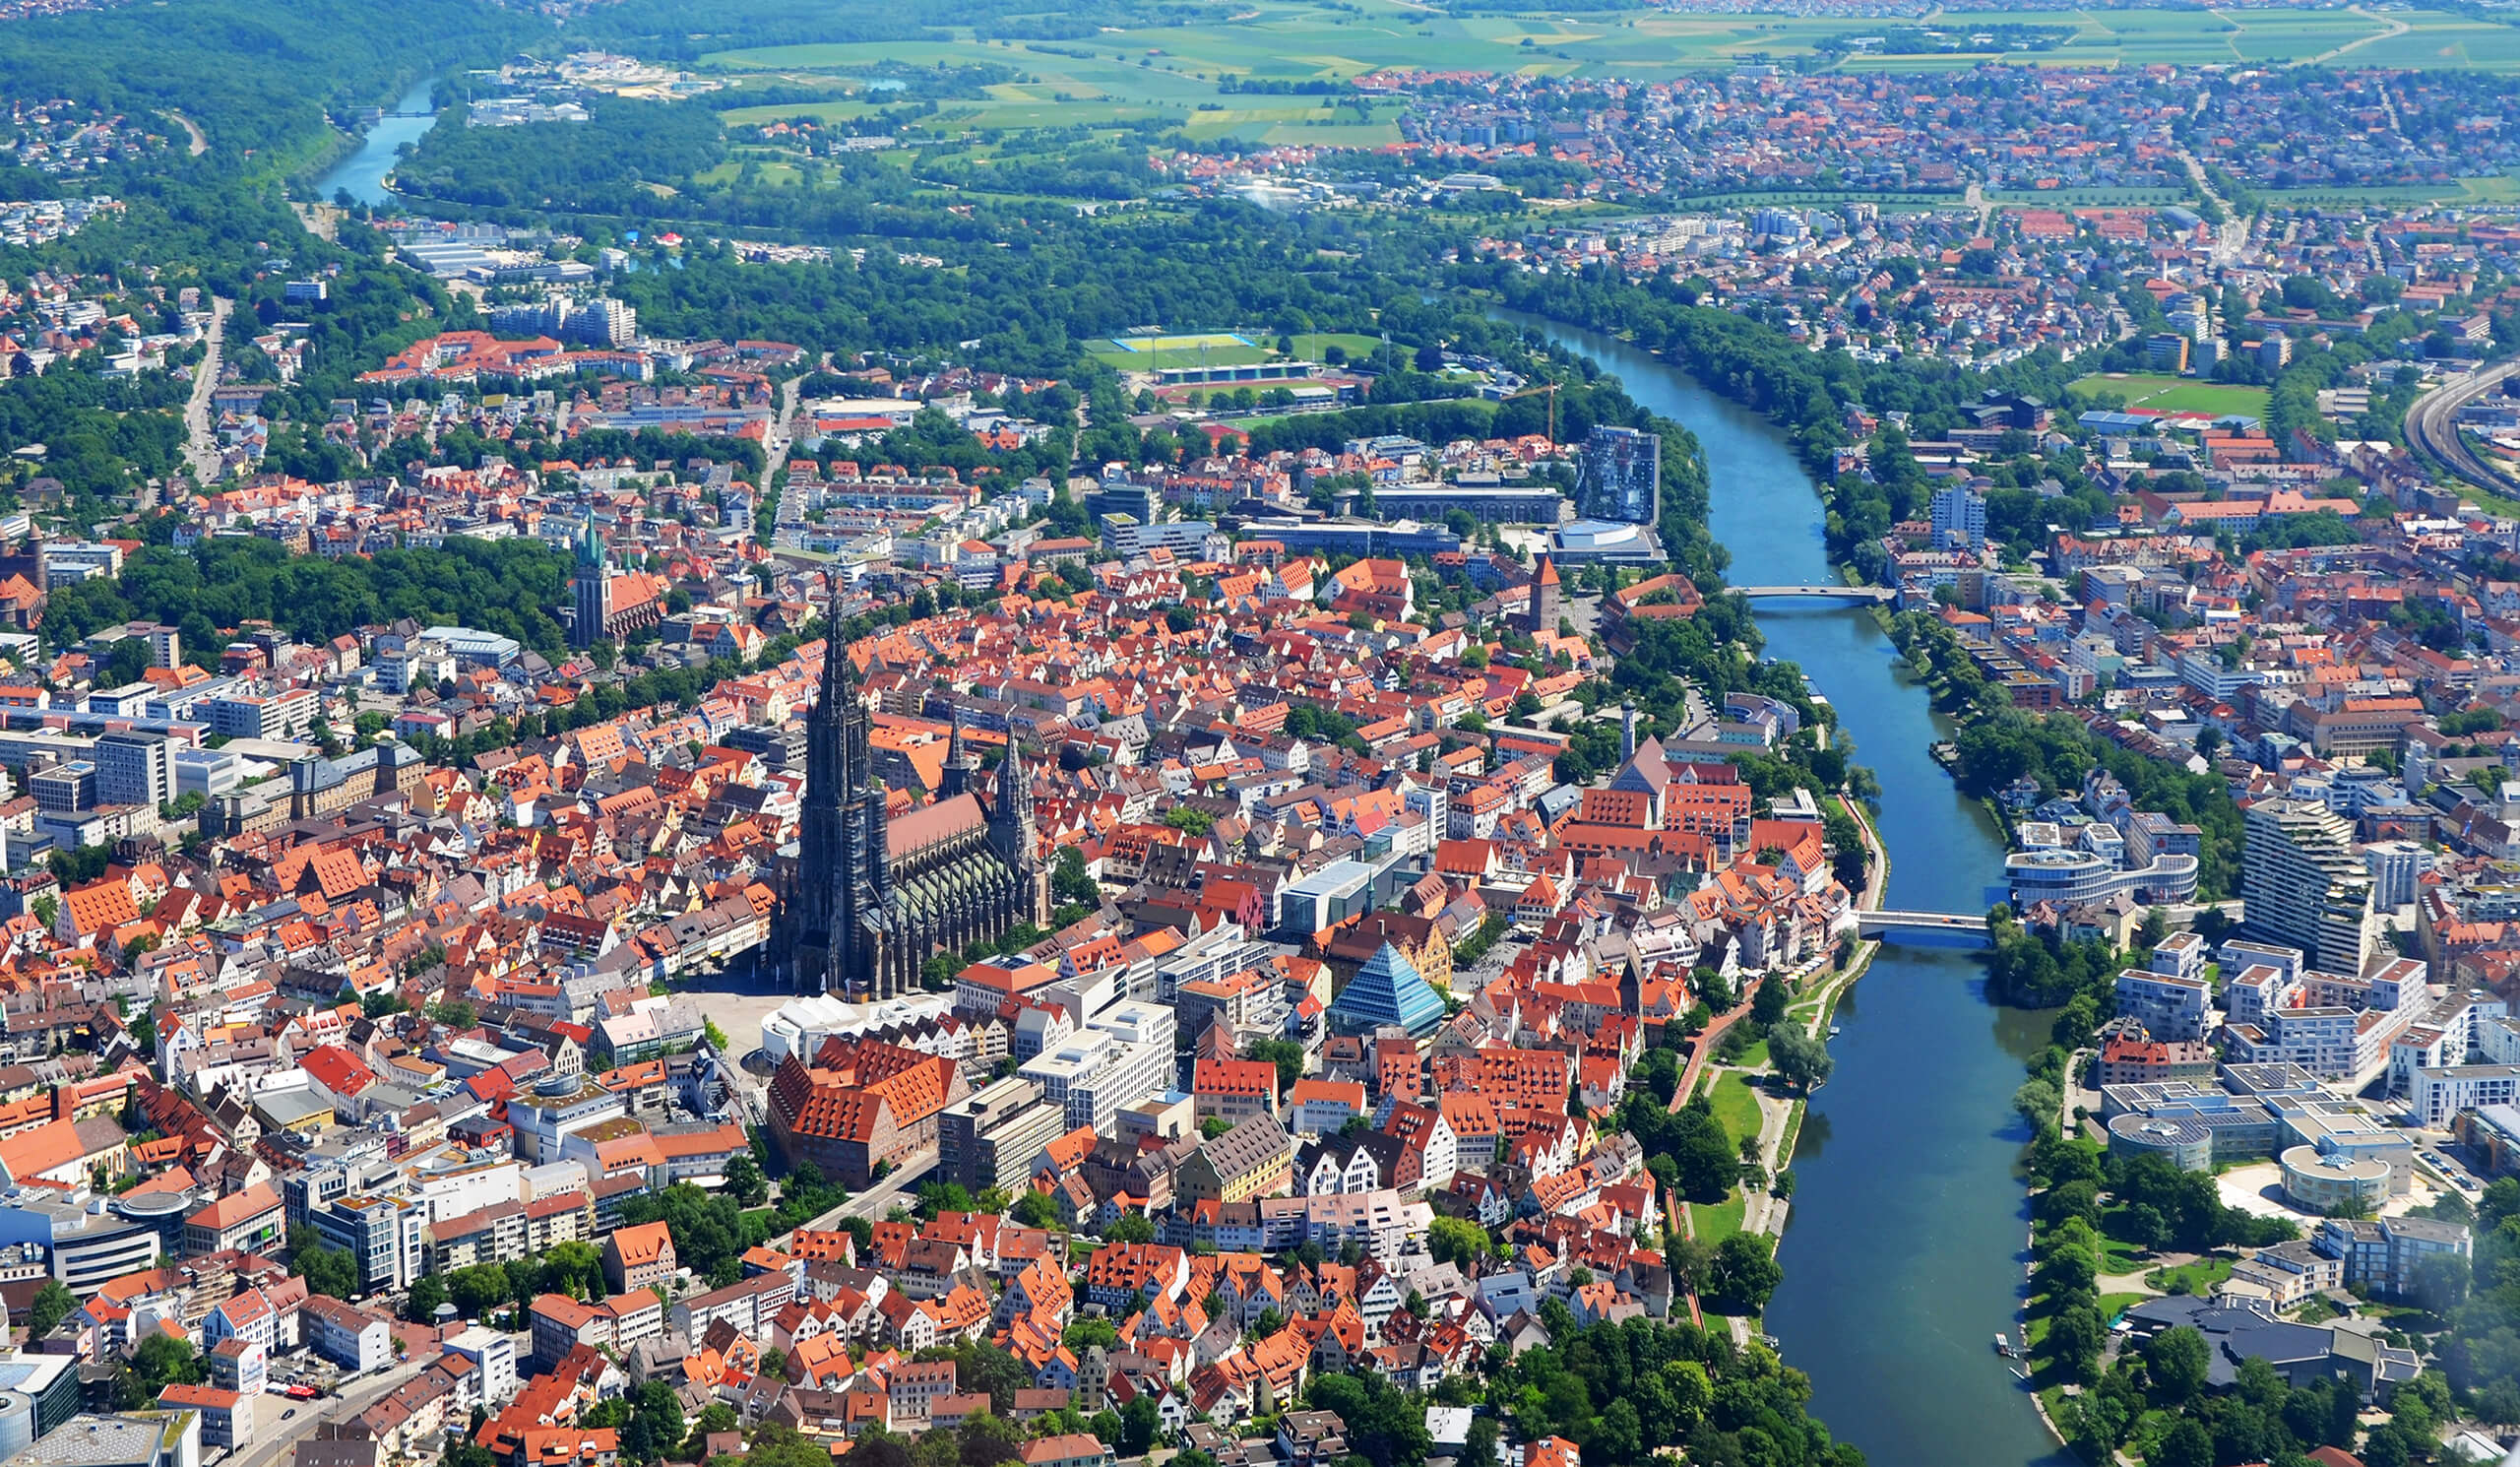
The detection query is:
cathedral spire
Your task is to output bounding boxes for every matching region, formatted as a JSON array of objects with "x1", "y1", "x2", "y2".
[
  {"x1": 820, "y1": 578, "x2": 853, "y2": 706},
  {"x1": 941, "y1": 708, "x2": 976, "y2": 799},
  {"x1": 995, "y1": 734, "x2": 1031, "y2": 825}
]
